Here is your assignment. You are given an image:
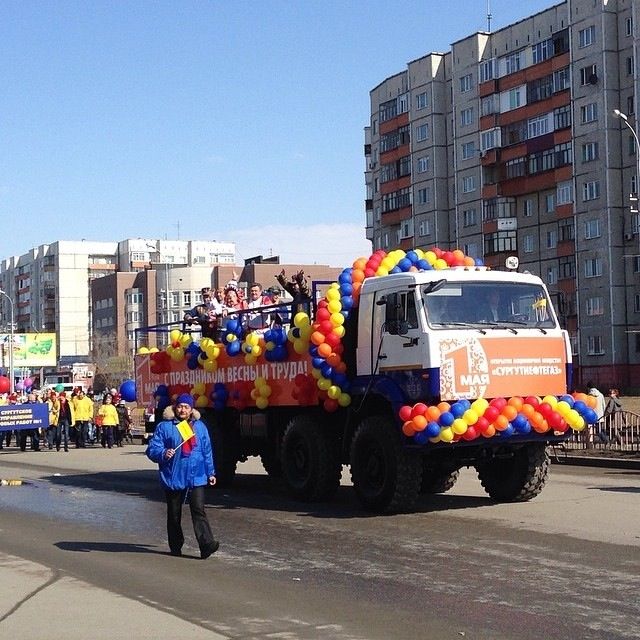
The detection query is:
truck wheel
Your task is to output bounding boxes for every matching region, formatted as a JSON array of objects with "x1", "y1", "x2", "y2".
[
  {"x1": 260, "y1": 449, "x2": 282, "y2": 479},
  {"x1": 211, "y1": 425, "x2": 238, "y2": 488},
  {"x1": 476, "y1": 443, "x2": 550, "y2": 502},
  {"x1": 350, "y1": 416, "x2": 422, "y2": 513},
  {"x1": 281, "y1": 415, "x2": 341, "y2": 501},
  {"x1": 420, "y1": 463, "x2": 460, "y2": 494}
]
